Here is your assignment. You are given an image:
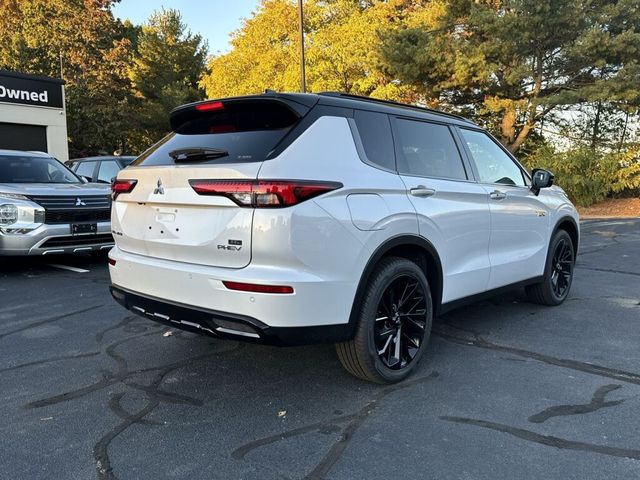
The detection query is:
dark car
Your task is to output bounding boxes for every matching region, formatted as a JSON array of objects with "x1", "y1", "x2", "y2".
[{"x1": 67, "y1": 156, "x2": 136, "y2": 184}]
